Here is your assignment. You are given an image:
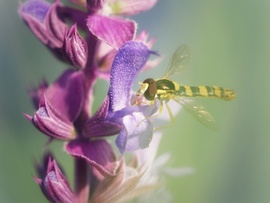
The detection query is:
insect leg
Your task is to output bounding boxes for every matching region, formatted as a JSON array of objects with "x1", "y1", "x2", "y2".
[
  {"x1": 152, "y1": 101, "x2": 176, "y2": 132},
  {"x1": 165, "y1": 101, "x2": 175, "y2": 123}
]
